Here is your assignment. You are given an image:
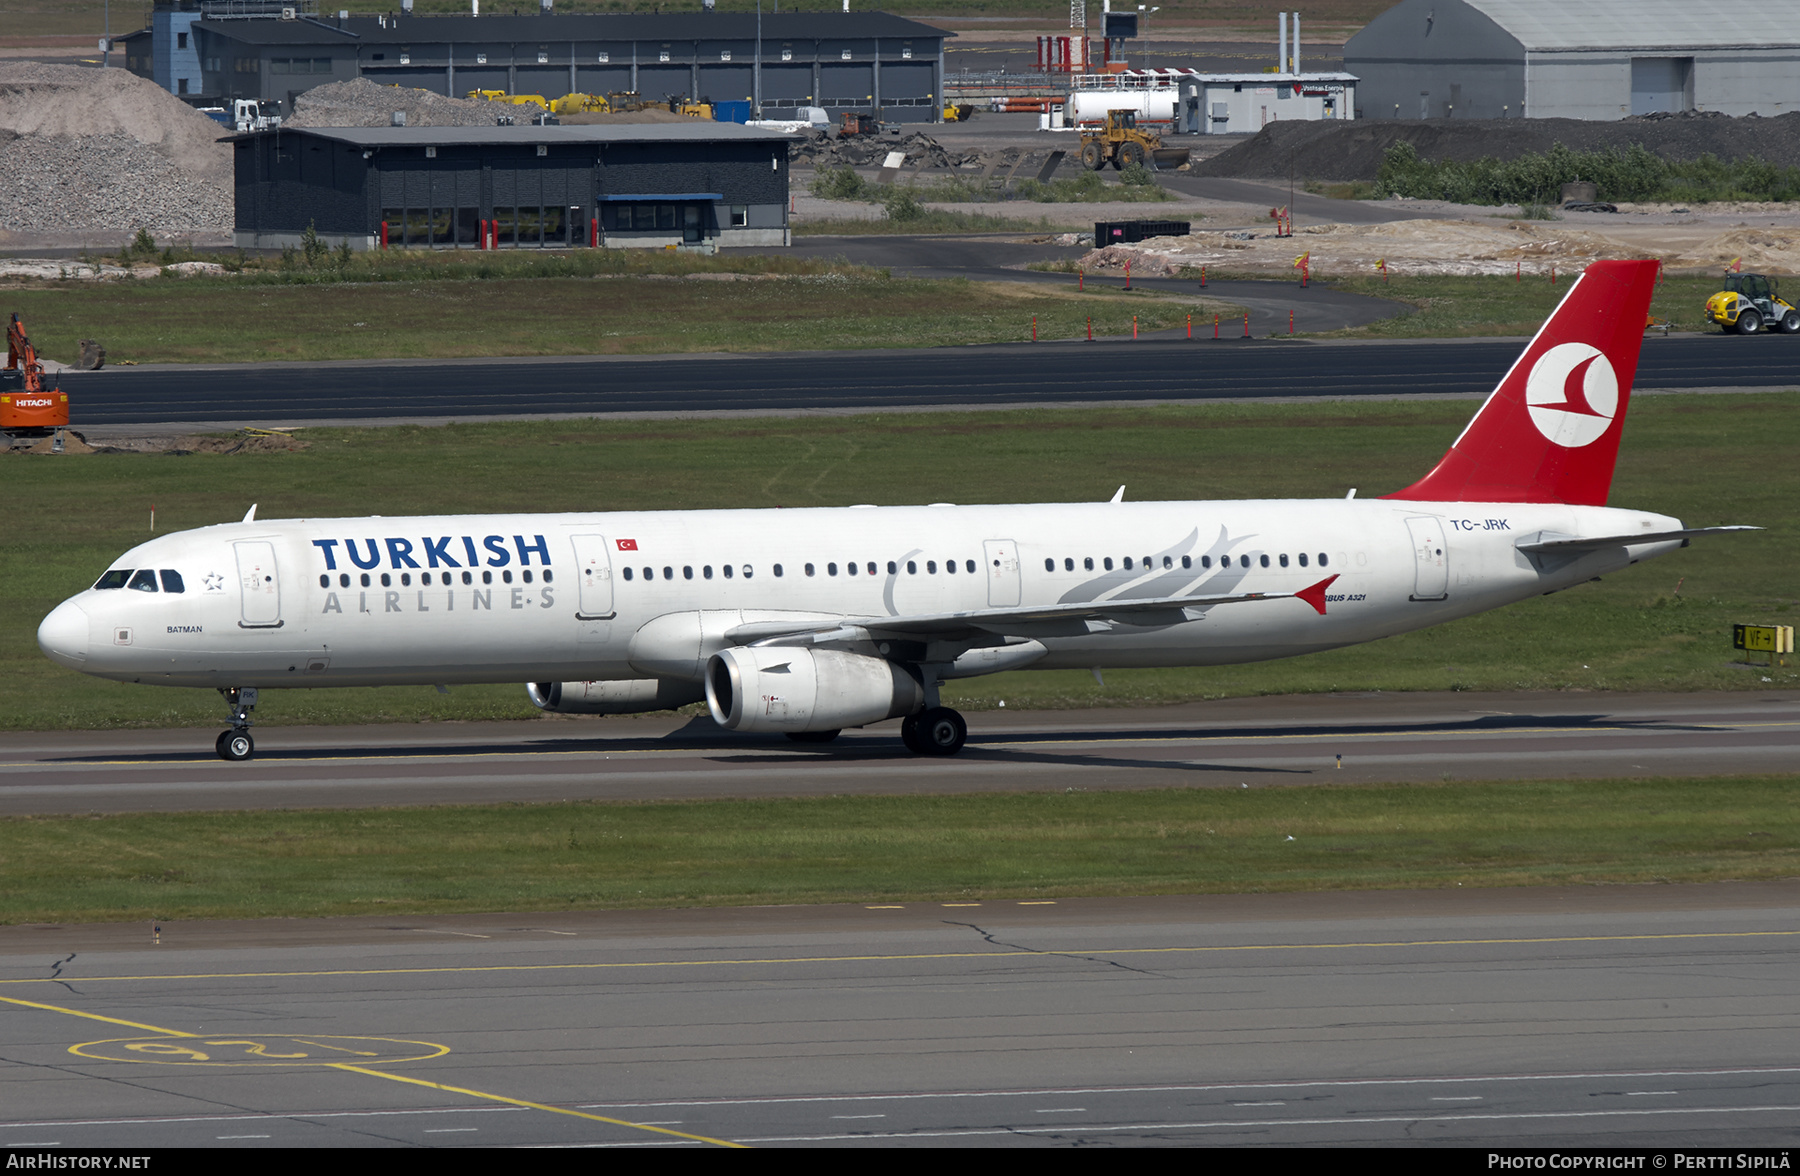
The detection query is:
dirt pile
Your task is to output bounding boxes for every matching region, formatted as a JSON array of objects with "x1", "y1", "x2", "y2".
[
  {"x1": 1201, "y1": 113, "x2": 1800, "y2": 182},
  {"x1": 0, "y1": 63, "x2": 232, "y2": 234},
  {"x1": 560, "y1": 108, "x2": 694, "y2": 125},
  {"x1": 287, "y1": 77, "x2": 503, "y2": 128},
  {"x1": 789, "y1": 129, "x2": 982, "y2": 169},
  {"x1": 16, "y1": 432, "x2": 97, "y2": 456},
  {"x1": 168, "y1": 433, "x2": 310, "y2": 454},
  {"x1": 1079, "y1": 217, "x2": 1800, "y2": 277}
]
